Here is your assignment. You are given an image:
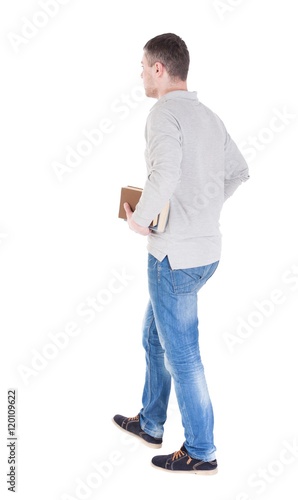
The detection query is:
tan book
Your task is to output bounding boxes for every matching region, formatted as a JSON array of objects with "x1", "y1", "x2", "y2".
[{"x1": 118, "y1": 186, "x2": 170, "y2": 233}]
